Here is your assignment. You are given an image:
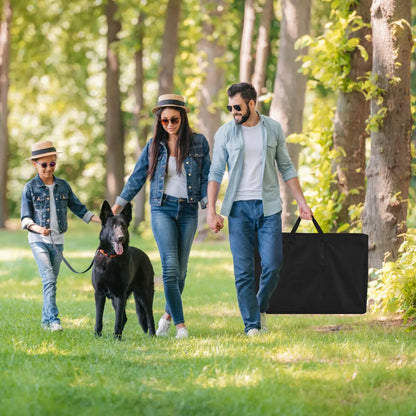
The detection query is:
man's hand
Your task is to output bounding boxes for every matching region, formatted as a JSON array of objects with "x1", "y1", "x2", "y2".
[{"x1": 298, "y1": 201, "x2": 313, "y2": 220}]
